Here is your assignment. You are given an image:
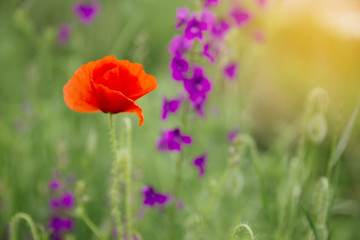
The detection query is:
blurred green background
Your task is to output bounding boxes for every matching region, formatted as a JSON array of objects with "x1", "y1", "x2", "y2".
[{"x1": 1, "y1": 0, "x2": 360, "y2": 239}]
